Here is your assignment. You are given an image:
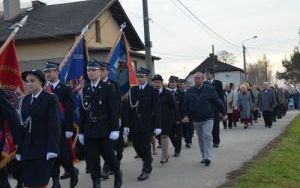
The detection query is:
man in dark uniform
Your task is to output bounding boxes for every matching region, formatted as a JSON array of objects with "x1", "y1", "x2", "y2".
[
  {"x1": 79, "y1": 61, "x2": 122, "y2": 188},
  {"x1": 179, "y1": 79, "x2": 194, "y2": 148},
  {"x1": 44, "y1": 62, "x2": 79, "y2": 188},
  {"x1": 124, "y1": 67, "x2": 161, "y2": 181},
  {"x1": 0, "y1": 88, "x2": 21, "y2": 188},
  {"x1": 204, "y1": 68, "x2": 225, "y2": 148},
  {"x1": 97, "y1": 61, "x2": 124, "y2": 180},
  {"x1": 168, "y1": 76, "x2": 184, "y2": 157}
]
